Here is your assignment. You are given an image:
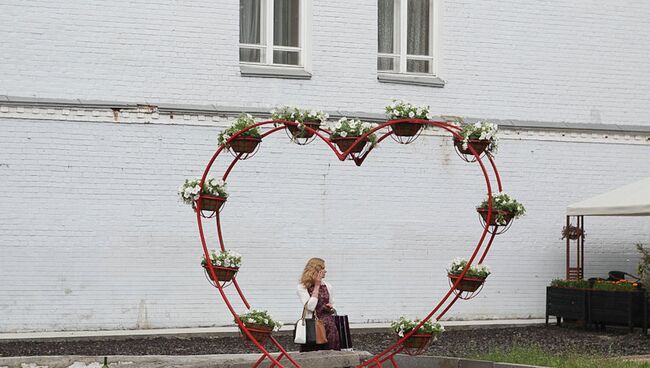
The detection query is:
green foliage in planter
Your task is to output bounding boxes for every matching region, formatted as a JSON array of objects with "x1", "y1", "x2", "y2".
[
  {"x1": 457, "y1": 121, "x2": 498, "y2": 153},
  {"x1": 592, "y1": 281, "x2": 638, "y2": 292},
  {"x1": 200, "y1": 249, "x2": 241, "y2": 268},
  {"x1": 330, "y1": 117, "x2": 377, "y2": 143},
  {"x1": 550, "y1": 279, "x2": 590, "y2": 289},
  {"x1": 237, "y1": 309, "x2": 283, "y2": 330},
  {"x1": 385, "y1": 99, "x2": 431, "y2": 120},
  {"x1": 270, "y1": 105, "x2": 328, "y2": 123},
  {"x1": 448, "y1": 258, "x2": 490, "y2": 279},
  {"x1": 178, "y1": 177, "x2": 228, "y2": 205},
  {"x1": 637, "y1": 243, "x2": 650, "y2": 288},
  {"x1": 217, "y1": 113, "x2": 262, "y2": 146},
  {"x1": 477, "y1": 192, "x2": 526, "y2": 224}
]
